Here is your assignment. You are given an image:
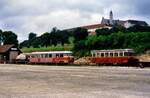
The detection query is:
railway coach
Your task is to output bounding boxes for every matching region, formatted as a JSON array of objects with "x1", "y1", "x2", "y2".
[
  {"x1": 28, "y1": 51, "x2": 74, "y2": 64},
  {"x1": 90, "y1": 49, "x2": 139, "y2": 66}
]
